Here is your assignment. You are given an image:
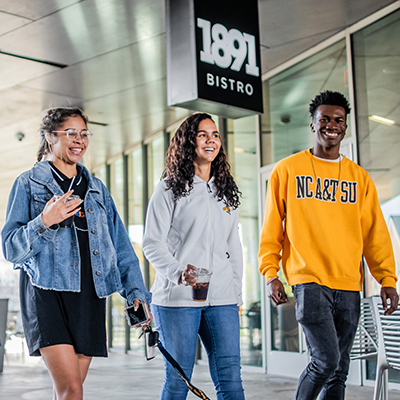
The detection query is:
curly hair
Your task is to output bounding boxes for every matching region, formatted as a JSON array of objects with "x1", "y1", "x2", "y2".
[
  {"x1": 37, "y1": 107, "x2": 89, "y2": 162},
  {"x1": 309, "y1": 90, "x2": 351, "y2": 120},
  {"x1": 163, "y1": 113, "x2": 241, "y2": 208}
]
